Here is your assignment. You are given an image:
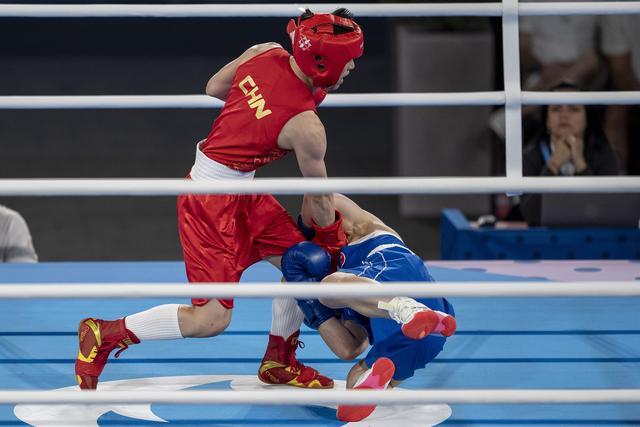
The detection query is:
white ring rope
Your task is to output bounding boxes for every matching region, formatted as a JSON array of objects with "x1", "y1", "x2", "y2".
[
  {"x1": 2, "y1": 91, "x2": 640, "y2": 109},
  {"x1": 0, "y1": 177, "x2": 638, "y2": 196},
  {"x1": 0, "y1": 282, "x2": 639, "y2": 299},
  {"x1": 501, "y1": 0, "x2": 522, "y2": 178},
  {"x1": 2, "y1": 2, "x2": 640, "y2": 17},
  {"x1": 1, "y1": 389, "x2": 638, "y2": 405}
]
